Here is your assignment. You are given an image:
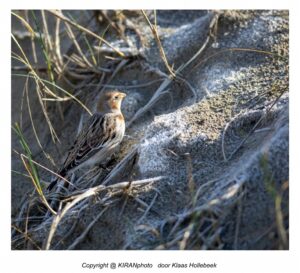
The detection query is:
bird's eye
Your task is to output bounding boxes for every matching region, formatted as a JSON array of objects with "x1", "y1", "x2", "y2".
[{"x1": 114, "y1": 96, "x2": 119, "y2": 100}]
